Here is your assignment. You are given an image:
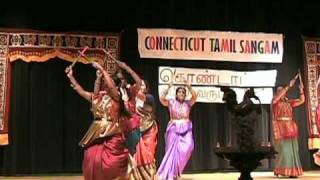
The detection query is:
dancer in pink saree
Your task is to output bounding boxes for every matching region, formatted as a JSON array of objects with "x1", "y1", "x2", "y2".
[{"x1": 157, "y1": 82, "x2": 197, "y2": 180}]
